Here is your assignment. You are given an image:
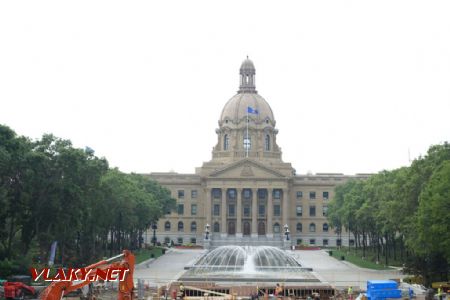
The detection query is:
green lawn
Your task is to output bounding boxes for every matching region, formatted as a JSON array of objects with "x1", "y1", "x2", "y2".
[
  {"x1": 133, "y1": 247, "x2": 165, "y2": 264},
  {"x1": 328, "y1": 248, "x2": 393, "y2": 270}
]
